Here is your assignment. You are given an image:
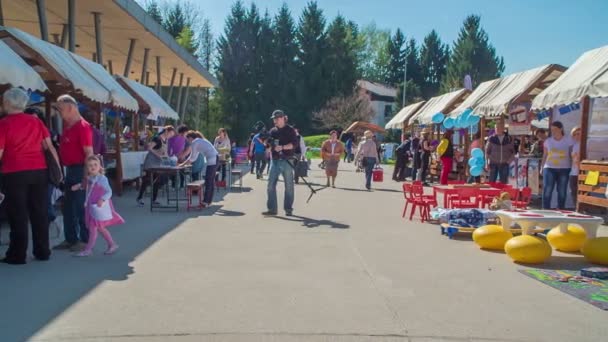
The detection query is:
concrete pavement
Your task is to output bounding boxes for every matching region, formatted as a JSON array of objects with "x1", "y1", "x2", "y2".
[{"x1": 1, "y1": 162, "x2": 607, "y2": 342}]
